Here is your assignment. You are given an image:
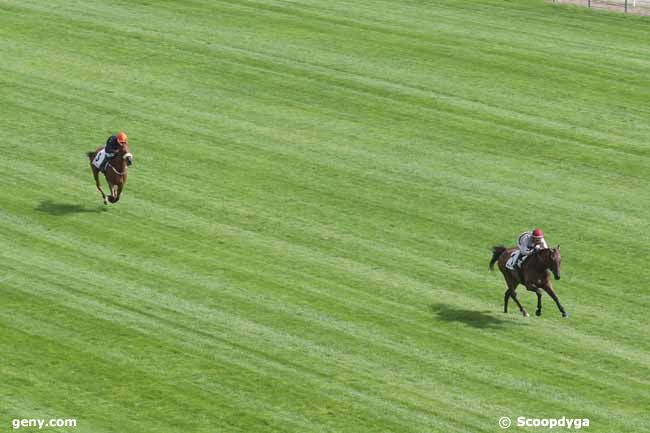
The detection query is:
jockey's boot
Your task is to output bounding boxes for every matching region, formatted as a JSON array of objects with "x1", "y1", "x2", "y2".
[
  {"x1": 506, "y1": 251, "x2": 518, "y2": 270},
  {"x1": 517, "y1": 254, "x2": 527, "y2": 269},
  {"x1": 516, "y1": 255, "x2": 527, "y2": 283},
  {"x1": 100, "y1": 153, "x2": 112, "y2": 172}
]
